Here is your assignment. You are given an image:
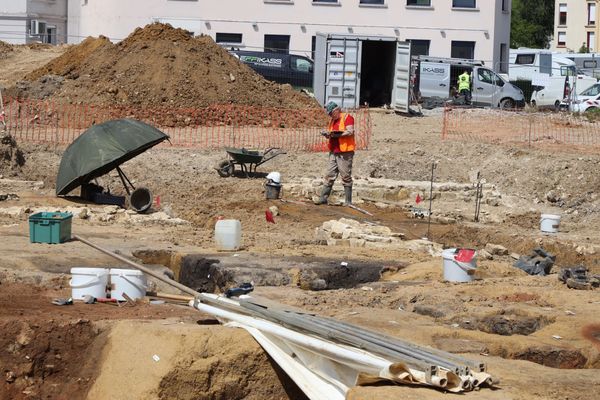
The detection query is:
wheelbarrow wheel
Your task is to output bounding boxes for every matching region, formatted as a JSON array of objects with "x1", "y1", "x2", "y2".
[{"x1": 217, "y1": 160, "x2": 234, "y2": 177}]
